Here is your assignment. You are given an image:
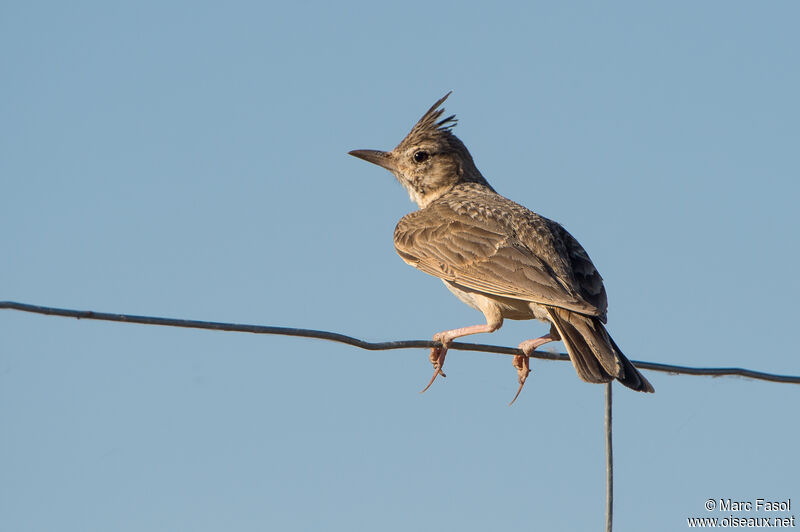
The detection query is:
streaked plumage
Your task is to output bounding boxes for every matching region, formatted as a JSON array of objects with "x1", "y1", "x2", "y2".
[{"x1": 349, "y1": 93, "x2": 653, "y2": 401}]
